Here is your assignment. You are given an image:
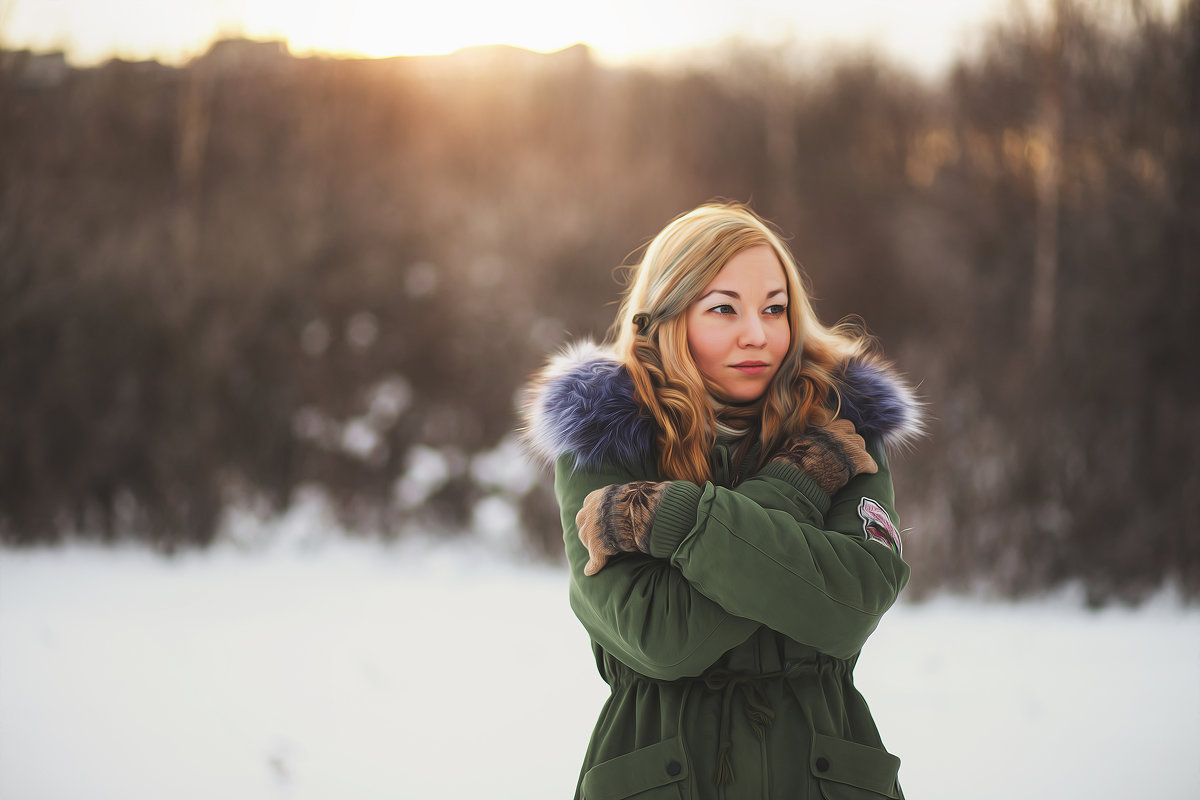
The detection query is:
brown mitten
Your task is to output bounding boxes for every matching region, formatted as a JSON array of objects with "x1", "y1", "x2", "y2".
[
  {"x1": 576, "y1": 481, "x2": 668, "y2": 576},
  {"x1": 771, "y1": 418, "x2": 878, "y2": 495}
]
